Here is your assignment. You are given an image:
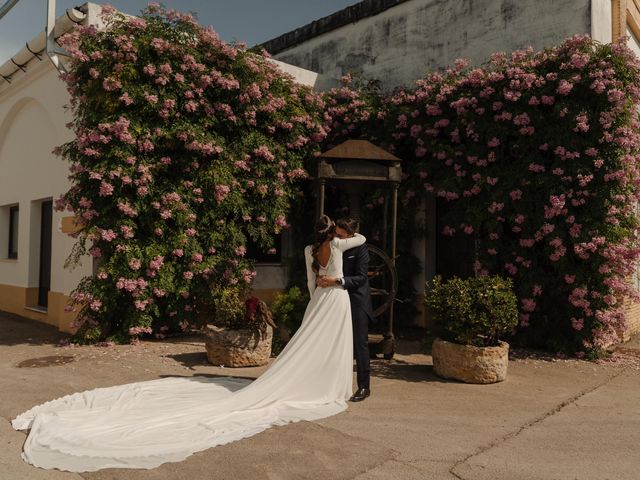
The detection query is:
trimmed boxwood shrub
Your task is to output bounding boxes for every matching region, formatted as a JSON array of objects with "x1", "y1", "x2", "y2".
[{"x1": 426, "y1": 275, "x2": 518, "y2": 347}]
